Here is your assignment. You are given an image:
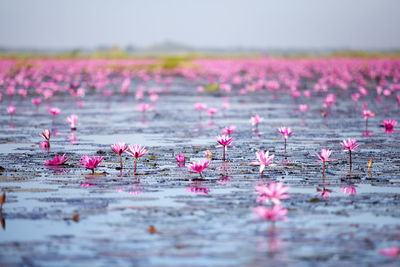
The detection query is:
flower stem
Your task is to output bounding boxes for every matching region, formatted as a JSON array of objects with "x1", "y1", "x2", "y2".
[
  {"x1": 223, "y1": 146, "x2": 226, "y2": 161},
  {"x1": 322, "y1": 161, "x2": 325, "y2": 177},
  {"x1": 134, "y1": 158, "x2": 138, "y2": 173},
  {"x1": 199, "y1": 172, "x2": 203, "y2": 179},
  {"x1": 349, "y1": 150, "x2": 352, "y2": 171},
  {"x1": 284, "y1": 139, "x2": 287, "y2": 153},
  {"x1": 119, "y1": 155, "x2": 123, "y2": 169}
]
